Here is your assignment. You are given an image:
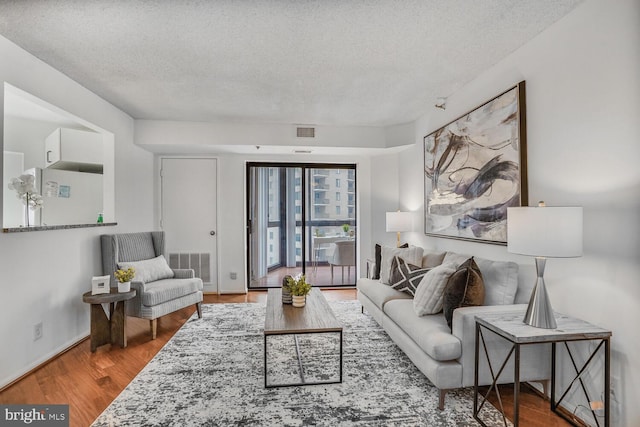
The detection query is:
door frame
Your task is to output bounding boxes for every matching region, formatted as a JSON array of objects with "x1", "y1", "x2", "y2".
[
  {"x1": 245, "y1": 161, "x2": 358, "y2": 289},
  {"x1": 158, "y1": 155, "x2": 220, "y2": 294}
]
